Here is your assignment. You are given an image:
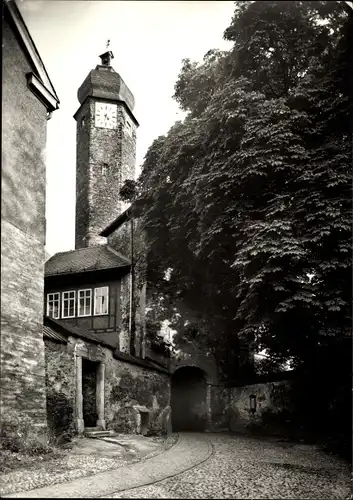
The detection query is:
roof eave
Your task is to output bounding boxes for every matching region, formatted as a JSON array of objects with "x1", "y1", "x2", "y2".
[
  {"x1": 7, "y1": 0, "x2": 60, "y2": 110},
  {"x1": 113, "y1": 349, "x2": 170, "y2": 374},
  {"x1": 44, "y1": 316, "x2": 113, "y2": 349},
  {"x1": 44, "y1": 263, "x2": 131, "y2": 278},
  {"x1": 43, "y1": 325, "x2": 68, "y2": 344},
  {"x1": 100, "y1": 208, "x2": 132, "y2": 237},
  {"x1": 26, "y1": 72, "x2": 59, "y2": 112}
]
